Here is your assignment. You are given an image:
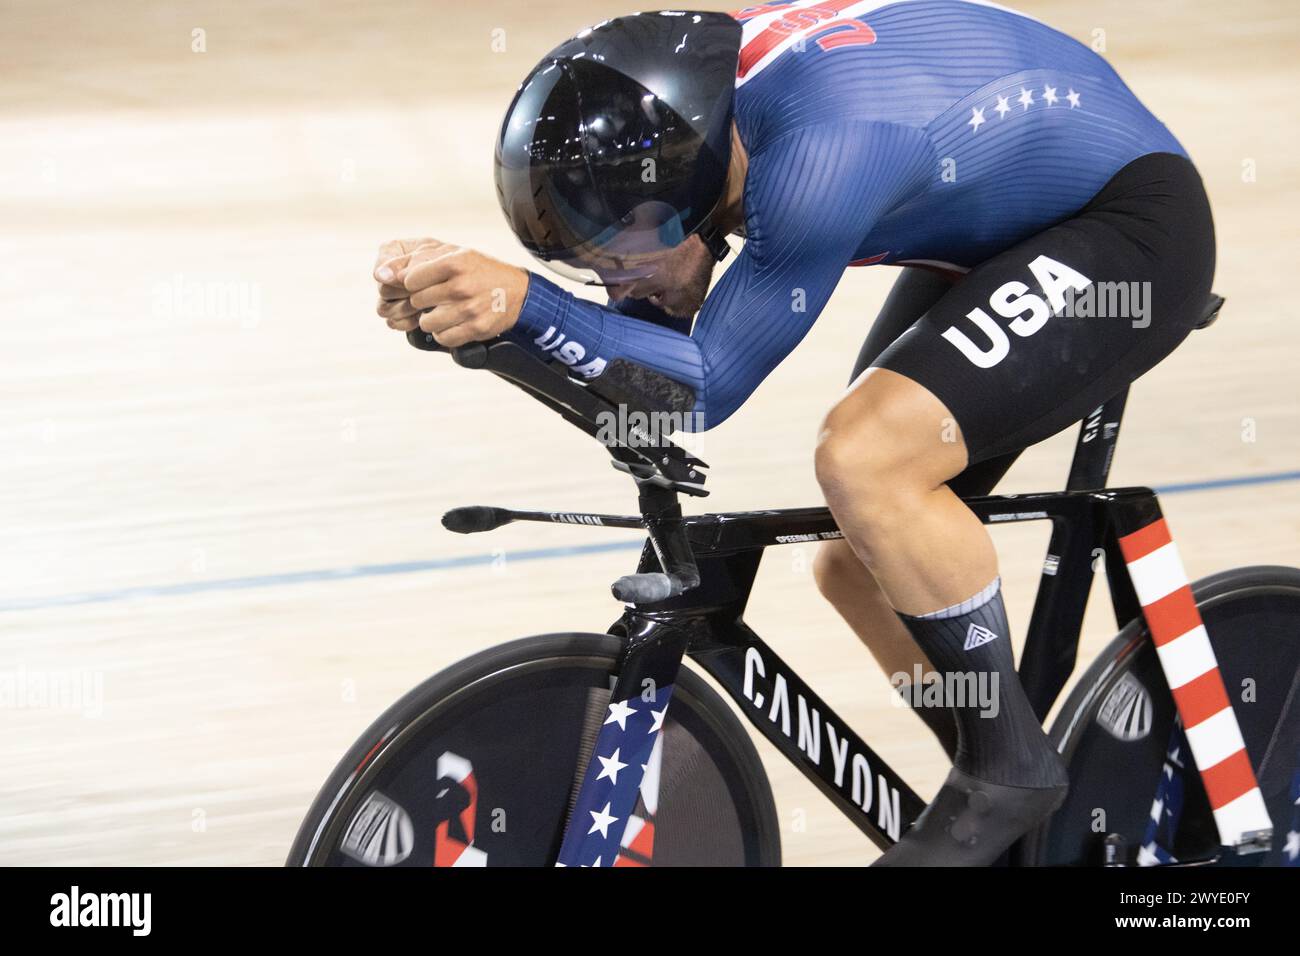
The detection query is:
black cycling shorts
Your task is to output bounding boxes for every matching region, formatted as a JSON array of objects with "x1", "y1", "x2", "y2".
[{"x1": 851, "y1": 151, "x2": 1216, "y2": 495}]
